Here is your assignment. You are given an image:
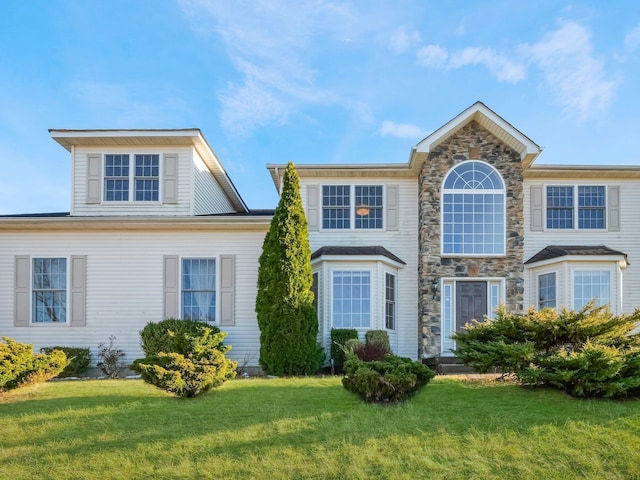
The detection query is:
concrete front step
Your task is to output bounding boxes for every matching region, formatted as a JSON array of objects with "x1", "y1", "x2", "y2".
[{"x1": 423, "y1": 356, "x2": 478, "y2": 375}]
